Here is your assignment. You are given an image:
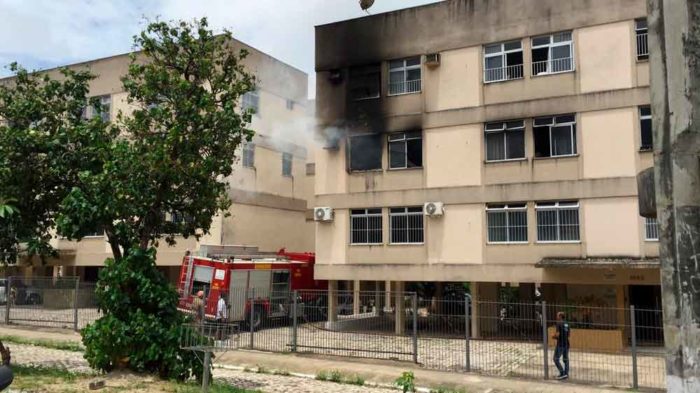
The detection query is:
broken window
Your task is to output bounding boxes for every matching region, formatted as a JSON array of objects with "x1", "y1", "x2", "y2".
[
  {"x1": 636, "y1": 19, "x2": 649, "y2": 60},
  {"x1": 282, "y1": 152, "x2": 293, "y2": 177},
  {"x1": 531, "y1": 32, "x2": 574, "y2": 75},
  {"x1": 348, "y1": 134, "x2": 382, "y2": 171},
  {"x1": 242, "y1": 143, "x2": 255, "y2": 168},
  {"x1": 350, "y1": 208, "x2": 383, "y2": 244},
  {"x1": 388, "y1": 57, "x2": 421, "y2": 95},
  {"x1": 349, "y1": 64, "x2": 381, "y2": 100},
  {"x1": 533, "y1": 114, "x2": 576, "y2": 158},
  {"x1": 485, "y1": 120, "x2": 525, "y2": 161},
  {"x1": 486, "y1": 204, "x2": 528, "y2": 243},
  {"x1": 484, "y1": 40, "x2": 524, "y2": 82},
  {"x1": 388, "y1": 131, "x2": 422, "y2": 169},
  {"x1": 536, "y1": 201, "x2": 580, "y2": 242},
  {"x1": 390, "y1": 207, "x2": 424, "y2": 244},
  {"x1": 640, "y1": 106, "x2": 652, "y2": 150}
]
